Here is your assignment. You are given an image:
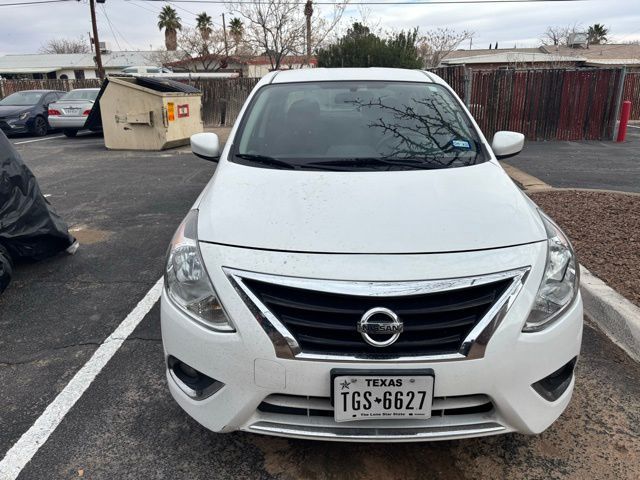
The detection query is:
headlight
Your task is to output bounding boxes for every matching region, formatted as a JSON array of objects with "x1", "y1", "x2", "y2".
[
  {"x1": 18, "y1": 112, "x2": 29, "y2": 121},
  {"x1": 523, "y1": 211, "x2": 579, "y2": 332},
  {"x1": 165, "y1": 209, "x2": 234, "y2": 331}
]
